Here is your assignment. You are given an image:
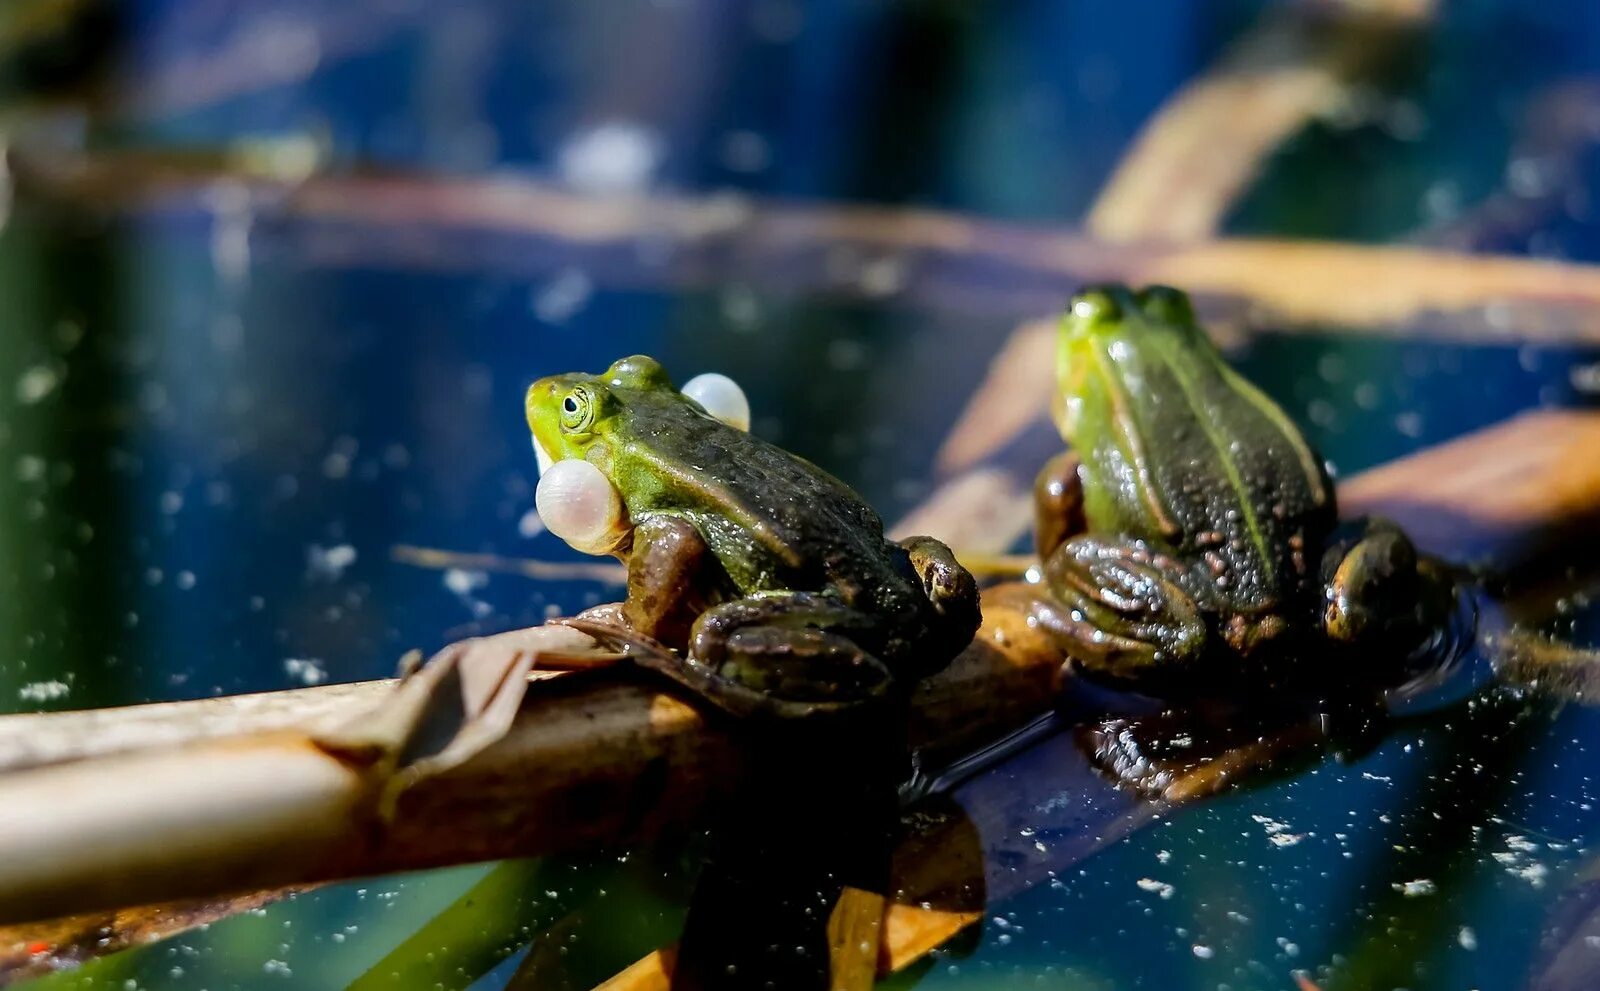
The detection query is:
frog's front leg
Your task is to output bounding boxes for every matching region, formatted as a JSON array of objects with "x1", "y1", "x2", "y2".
[
  {"x1": 1034, "y1": 535, "x2": 1208, "y2": 683},
  {"x1": 1033, "y1": 450, "x2": 1087, "y2": 561},
  {"x1": 571, "y1": 514, "x2": 721, "y2": 649},
  {"x1": 682, "y1": 593, "x2": 895, "y2": 720}
]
